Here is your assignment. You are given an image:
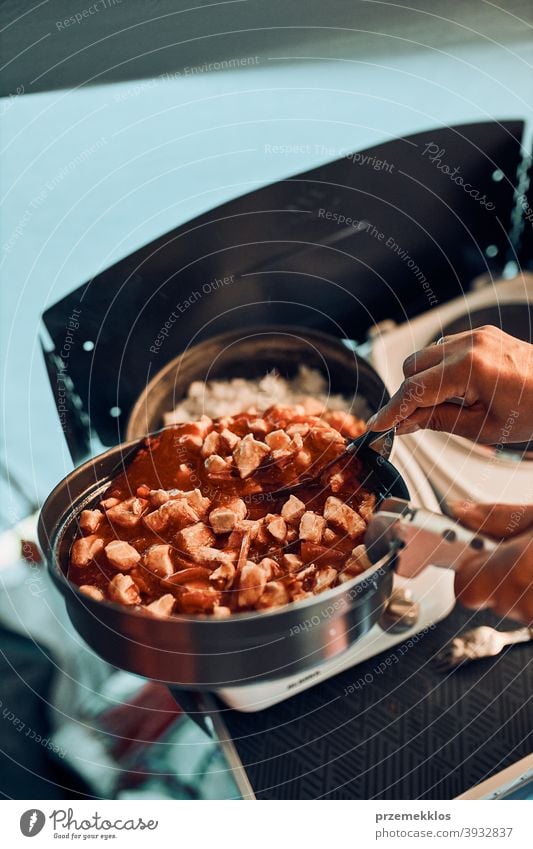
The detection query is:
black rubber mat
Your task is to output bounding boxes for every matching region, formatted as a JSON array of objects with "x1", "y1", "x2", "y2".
[{"x1": 214, "y1": 605, "x2": 533, "y2": 799}]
